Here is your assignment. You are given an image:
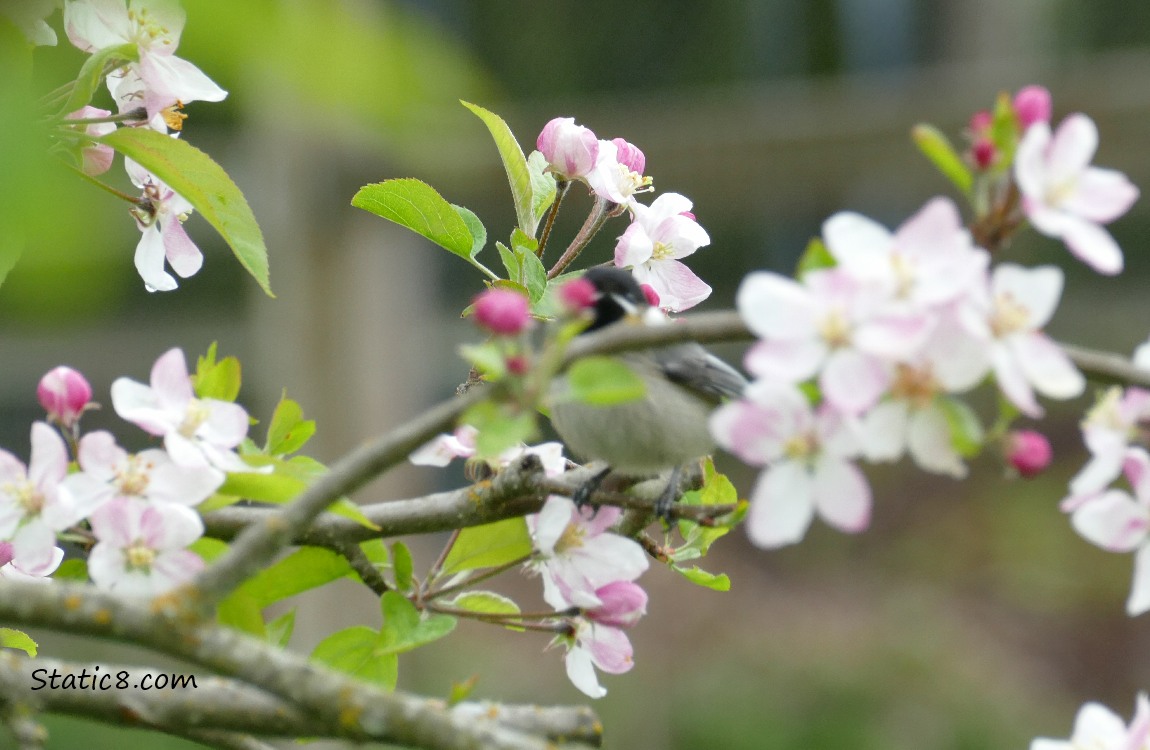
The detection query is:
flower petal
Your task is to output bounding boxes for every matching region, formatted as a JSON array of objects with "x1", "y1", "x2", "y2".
[
  {"x1": 746, "y1": 462, "x2": 815, "y2": 549},
  {"x1": 811, "y1": 456, "x2": 871, "y2": 533}
]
